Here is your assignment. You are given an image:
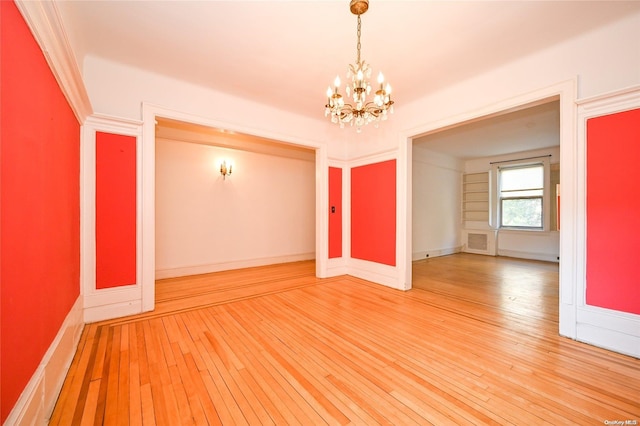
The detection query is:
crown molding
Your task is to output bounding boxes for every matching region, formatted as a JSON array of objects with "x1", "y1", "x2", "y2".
[{"x1": 15, "y1": 0, "x2": 93, "y2": 123}]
